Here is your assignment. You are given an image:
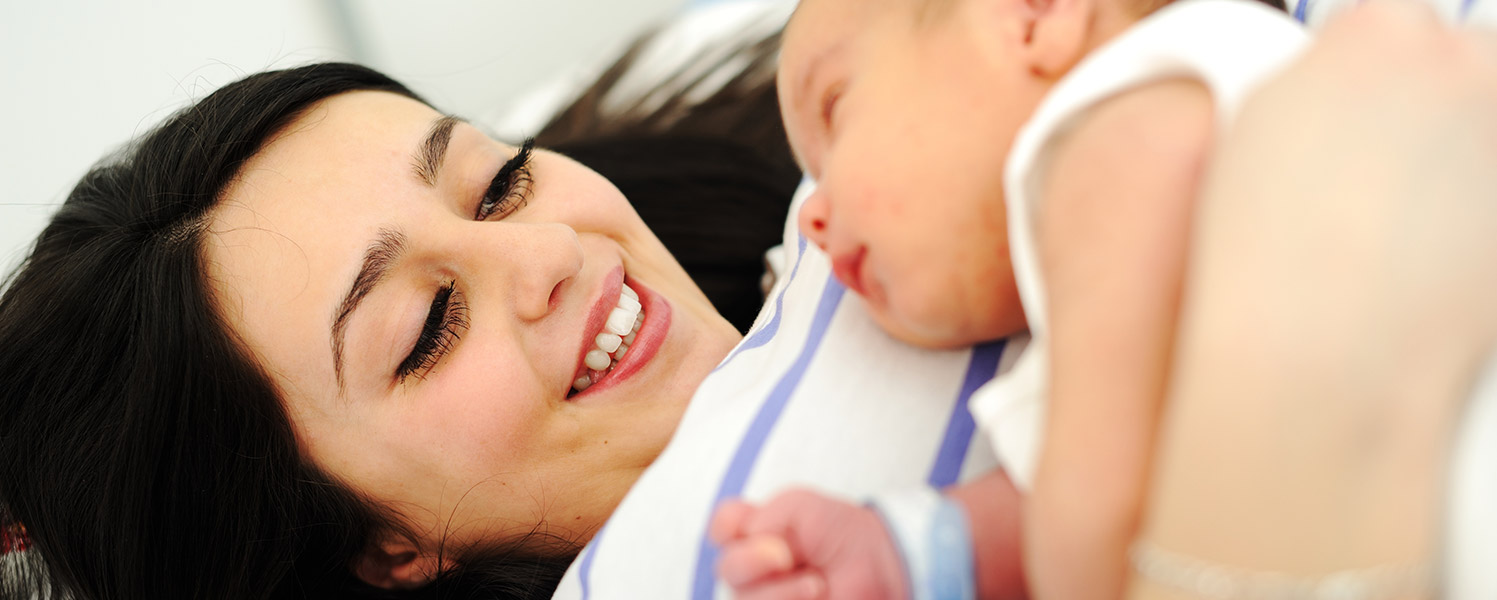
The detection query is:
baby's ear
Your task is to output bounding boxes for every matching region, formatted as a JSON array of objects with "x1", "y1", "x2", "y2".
[
  {"x1": 353, "y1": 535, "x2": 440, "y2": 590},
  {"x1": 1020, "y1": 0, "x2": 1094, "y2": 77}
]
